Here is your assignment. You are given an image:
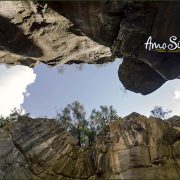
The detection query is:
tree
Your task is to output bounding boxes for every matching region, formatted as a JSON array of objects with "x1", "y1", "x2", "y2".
[
  {"x1": 0, "y1": 116, "x2": 8, "y2": 128},
  {"x1": 89, "y1": 105, "x2": 118, "y2": 136},
  {"x1": 150, "y1": 106, "x2": 172, "y2": 119},
  {"x1": 56, "y1": 101, "x2": 90, "y2": 146},
  {"x1": 0, "y1": 108, "x2": 24, "y2": 128},
  {"x1": 57, "y1": 102, "x2": 119, "y2": 146}
]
